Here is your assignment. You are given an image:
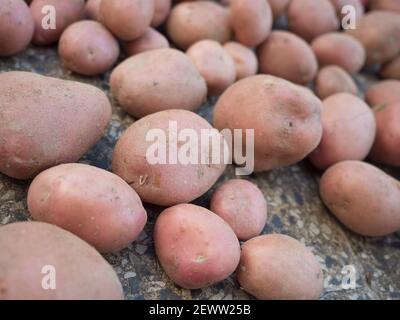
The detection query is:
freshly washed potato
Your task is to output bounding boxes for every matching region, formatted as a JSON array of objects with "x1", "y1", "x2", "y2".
[
  {"x1": 154, "y1": 204, "x2": 241, "y2": 289},
  {"x1": 257, "y1": 31, "x2": 318, "y2": 85},
  {"x1": 0, "y1": 222, "x2": 123, "y2": 300},
  {"x1": 0, "y1": 0, "x2": 34, "y2": 56},
  {"x1": 123, "y1": 28, "x2": 169, "y2": 57},
  {"x1": 320, "y1": 161, "x2": 400, "y2": 236},
  {"x1": 112, "y1": 109, "x2": 227, "y2": 206},
  {"x1": 365, "y1": 80, "x2": 400, "y2": 106},
  {"x1": 27, "y1": 163, "x2": 147, "y2": 253},
  {"x1": 210, "y1": 179, "x2": 267, "y2": 241},
  {"x1": 99, "y1": 0, "x2": 154, "y2": 41},
  {"x1": 370, "y1": 0, "x2": 400, "y2": 13},
  {"x1": 268, "y1": 0, "x2": 290, "y2": 19},
  {"x1": 223, "y1": 42, "x2": 258, "y2": 80},
  {"x1": 309, "y1": 93, "x2": 376, "y2": 170},
  {"x1": 166, "y1": 1, "x2": 231, "y2": 50},
  {"x1": 329, "y1": 0, "x2": 364, "y2": 20},
  {"x1": 187, "y1": 40, "x2": 236, "y2": 96},
  {"x1": 0, "y1": 71, "x2": 111, "y2": 180},
  {"x1": 381, "y1": 56, "x2": 400, "y2": 80},
  {"x1": 110, "y1": 48, "x2": 207, "y2": 118},
  {"x1": 288, "y1": 0, "x2": 339, "y2": 42},
  {"x1": 58, "y1": 20, "x2": 119, "y2": 76},
  {"x1": 152, "y1": 0, "x2": 171, "y2": 27},
  {"x1": 314, "y1": 66, "x2": 358, "y2": 100},
  {"x1": 214, "y1": 75, "x2": 323, "y2": 172},
  {"x1": 85, "y1": 0, "x2": 101, "y2": 20},
  {"x1": 30, "y1": 0, "x2": 85, "y2": 45},
  {"x1": 311, "y1": 32, "x2": 366, "y2": 74},
  {"x1": 237, "y1": 234, "x2": 324, "y2": 300},
  {"x1": 230, "y1": 0, "x2": 272, "y2": 47}
]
